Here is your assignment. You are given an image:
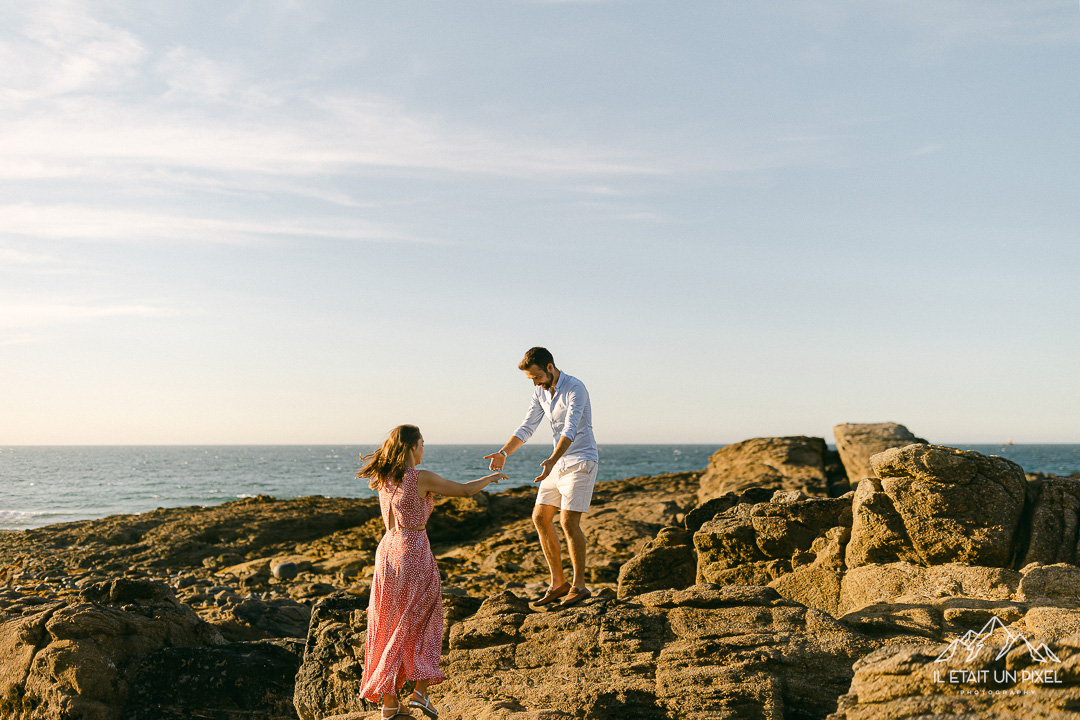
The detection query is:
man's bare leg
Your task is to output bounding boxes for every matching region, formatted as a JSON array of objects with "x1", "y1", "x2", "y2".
[
  {"x1": 560, "y1": 509, "x2": 587, "y2": 590},
  {"x1": 532, "y1": 503, "x2": 567, "y2": 588}
]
